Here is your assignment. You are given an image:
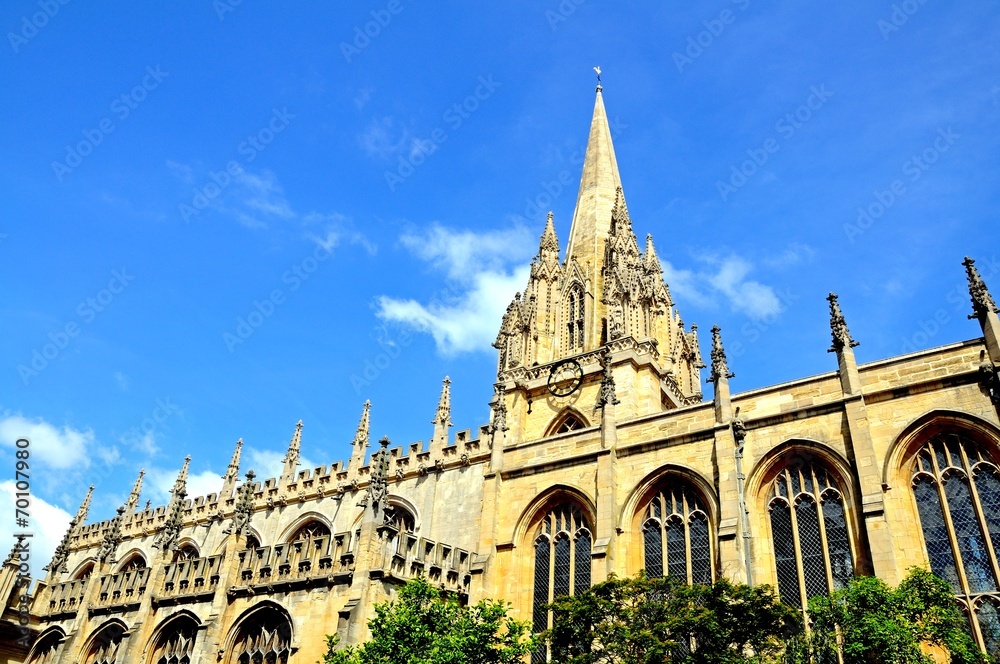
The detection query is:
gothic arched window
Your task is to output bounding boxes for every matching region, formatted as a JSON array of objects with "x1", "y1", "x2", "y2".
[
  {"x1": 118, "y1": 554, "x2": 146, "y2": 572},
  {"x1": 567, "y1": 286, "x2": 585, "y2": 351},
  {"x1": 911, "y1": 432, "x2": 1000, "y2": 653},
  {"x1": 150, "y1": 617, "x2": 198, "y2": 664},
  {"x1": 767, "y1": 462, "x2": 854, "y2": 610},
  {"x1": 641, "y1": 482, "x2": 713, "y2": 584},
  {"x1": 230, "y1": 607, "x2": 292, "y2": 664},
  {"x1": 84, "y1": 623, "x2": 125, "y2": 664},
  {"x1": 531, "y1": 503, "x2": 592, "y2": 663},
  {"x1": 174, "y1": 544, "x2": 199, "y2": 562},
  {"x1": 287, "y1": 520, "x2": 330, "y2": 544},
  {"x1": 389, "y1": 504, "x2": 416, "y2": 534},
  {"x1": 245, "y1": 534, "x2": 261, "y2": 551},
  {"x1": 75, "y1": 562, "x2": 95, "y2": 580},
  {"x1": 28, "y1": 630, "x2": 63, "y2": 664}
]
